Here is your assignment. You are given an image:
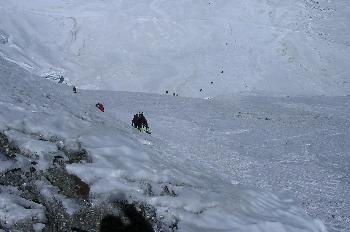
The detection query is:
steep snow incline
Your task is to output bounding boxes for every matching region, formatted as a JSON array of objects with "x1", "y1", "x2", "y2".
[
  {"x1": 0, "y1": 57, "x2": 329, "y2": 231},
  {"x1": 0, "y1": 0, "x2": 349, "y2": 97},
  {"x1": 105, "y1": 91, "x2": 350, "y2": 232}
]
